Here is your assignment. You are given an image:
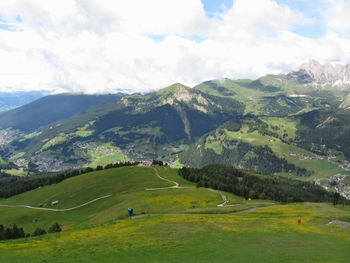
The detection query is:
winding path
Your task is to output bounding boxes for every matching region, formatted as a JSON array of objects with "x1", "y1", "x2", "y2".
[
  {"x1": 0, "y1": 168, "x2": 274, "y2": 213},
  {"x1": 207, "y1": 189, "x2": 228, "y2": 207},
  {"x1": 0, "y1": 195, "x2": 112, "y2": 212},
  {"x1": 147, "y1": 167, "x2": 230, "y2": 207},
  {"x1": 145, "y1": 167, "x2": 180, "y2": 190},
  {"x1": 132, "y1": 205, "x2": 276, "y2": 219}
]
